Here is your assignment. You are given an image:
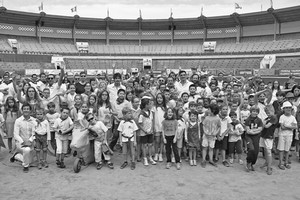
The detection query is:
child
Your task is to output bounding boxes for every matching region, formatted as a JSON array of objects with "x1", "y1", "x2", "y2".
[
  {"x1": 65, "y1": 83, "x2": 76, "y2": 109},
  {"x1": 70, "y1": 94, "x2": 83, "y2": 121},
  {"x1": 34, "y1": 108, "x2": 50, "y2": 169},
  {"x1": 87, "y1": 94, "x2": 98, "y2": 115},
  {"x1": 46, "y1": 102, "x2": 60, "y2": 154},
  {"x1": 259, "y1": 105, "x2": 277, "y2": 175},
  {"x1": 215, "y1": 104, "x2": 231, "y2": 167},
  {"x1": 201, "y1": 104, "x2": 221, "y2": 168},
  {"x1": 228, "y1": 111, "x2": 244, "y2": 165},
  {"x1": 53, "y1": 107, "x2": 74, "y2": 168},
  {"x1": 153, "y1": 93, "x2": 166, "y2": 162},
  {"x1": 86, "y1": 113, "x2": 114, "y2": 170},
  {"x1": 131, "y1": 97, "x2": 142, "y2": 162},
  {"x1": 244, "y1": 106, "x2": 264, "y2": 172},
  {"x1": 277, "y1": 101, "x2": 297, "y2": 170},
  {"x1": 176, "y1": 107, "x2": 186, "y2": 161},
  {"x1": 162, "y1": 108, "x2": 180, "y2": 169},
  {"x1": 240, "y1": 102, "x2": 250, "y2": 153},
  {"x1": 185, "y1": 110, "x2": 201, "y2": 166},
  {"x1": 118, "y1": 107, "x2": 138, "y2": 170},
  {"x1": 183, "y1": 101, "x2": 197, "y2": 122},
  {"x1": 138, "y1": 96, "x2": 156, "y2": 166},
  {"x1": 3, "y1": 96, "x2": 20, "y2": 153}
]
